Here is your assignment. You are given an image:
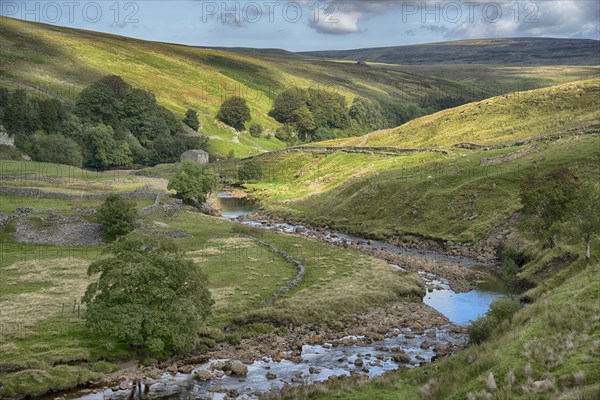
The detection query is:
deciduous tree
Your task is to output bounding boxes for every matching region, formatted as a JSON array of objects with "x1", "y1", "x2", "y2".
[{"x1": 83, "y1": 234, "x2": 213, "y2": 353}]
